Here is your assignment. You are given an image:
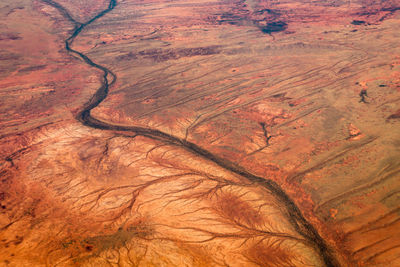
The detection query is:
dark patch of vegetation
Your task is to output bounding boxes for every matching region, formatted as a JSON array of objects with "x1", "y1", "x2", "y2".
[
  {"x1": 217, "y1": 12, "x2": 245, "y2": 25},
  {"x1": 117, "y1": 46, "x2": 221, "y2": 62},
  {"x1": 387, "y1": 109, "x2": 400, "y2": 120},
  {"x1": 83, "y1": 225, "x2": 151, "y2": 255},
  {"x1": 261, "y1": 21, "x2": 287, "y2": 34},
  {"x1": 351, "y1": 20, "x2": 366, "y2": 25},
  {"x1": 359, "y1": 89, "x2": 368, "y2": 103},
  {"x1": 271, "y1": 93, "x2": 286, "y2": 98},
  {"x1": 18, "y1": 65, "x2": 47, "y2": 73},
  {"x1": 259, "y1": 122, "x2": 272, "y2": 146},
  {"x1": 0, "y1": 53, "x2": 20, "y2": 61},
  {"x1": 0, "y1": 33, "x2": 21, "y2": 41},
  {"x1": 13, "y1": 235, "x2": 23, "y2": 245}
]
